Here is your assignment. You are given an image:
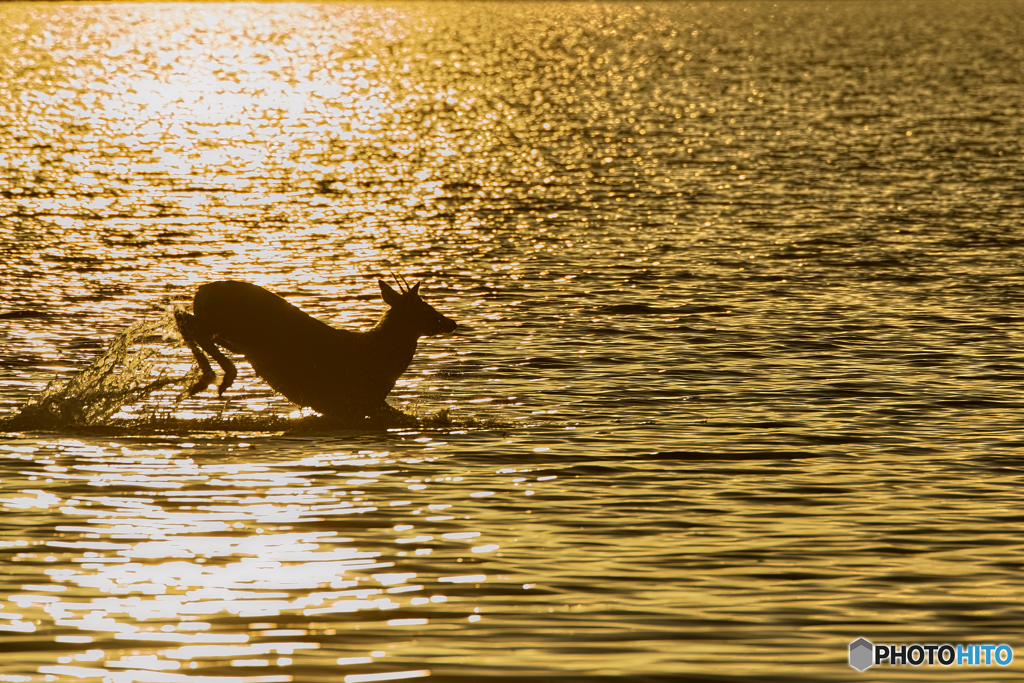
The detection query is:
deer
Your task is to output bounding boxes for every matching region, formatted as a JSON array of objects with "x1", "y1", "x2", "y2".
[{"x1": 173, "y1": 278, "x2": 457, "y2": 421}]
